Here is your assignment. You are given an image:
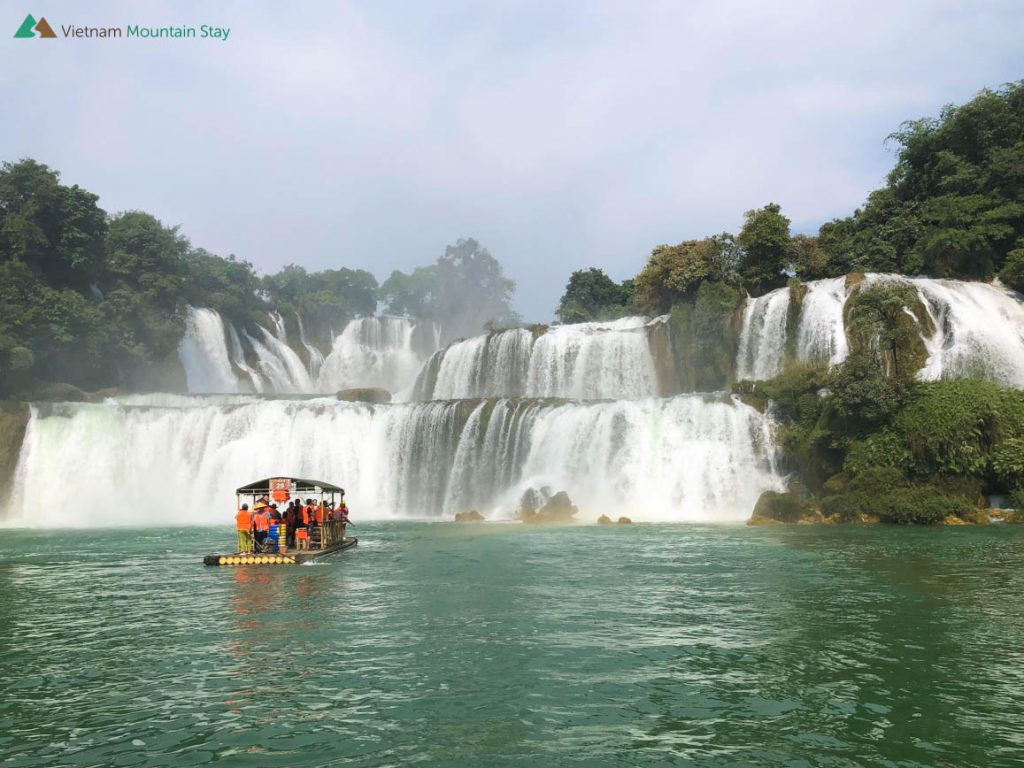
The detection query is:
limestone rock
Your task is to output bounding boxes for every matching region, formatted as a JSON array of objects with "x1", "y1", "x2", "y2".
[
  {"x1": 454, "y1": 510, "x2": 485, "y2": 522},
  {"x1": 337, "y1": 388, "x2": 392, "y2": 404},
  {"x1": 519, "y1": 488, "x2": 578, "y2": 524},
  {"x1": 616, "y1": 516, "x2": 633, "y2": 524},
  {"x1": 597, "y1": 514, "x2": 612, "y2": 525}
]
